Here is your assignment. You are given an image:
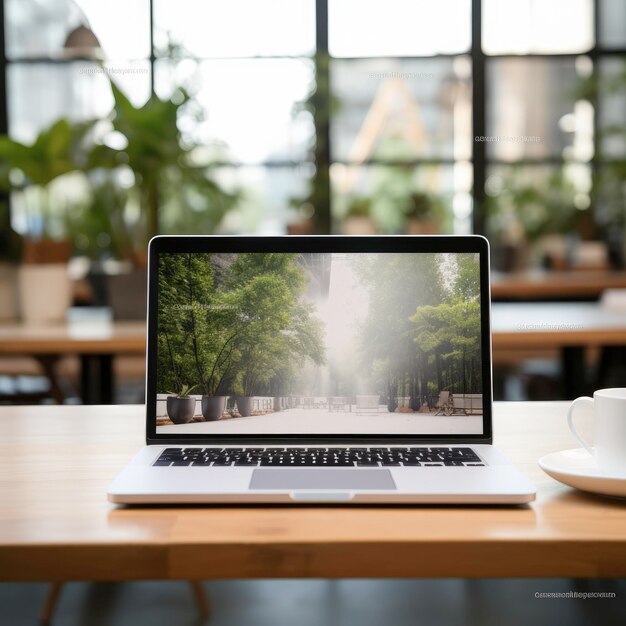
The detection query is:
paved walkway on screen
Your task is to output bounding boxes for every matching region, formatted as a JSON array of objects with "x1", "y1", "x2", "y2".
[{"x1": 158, "y1": 406, "x2": 483, "y2": 435}]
